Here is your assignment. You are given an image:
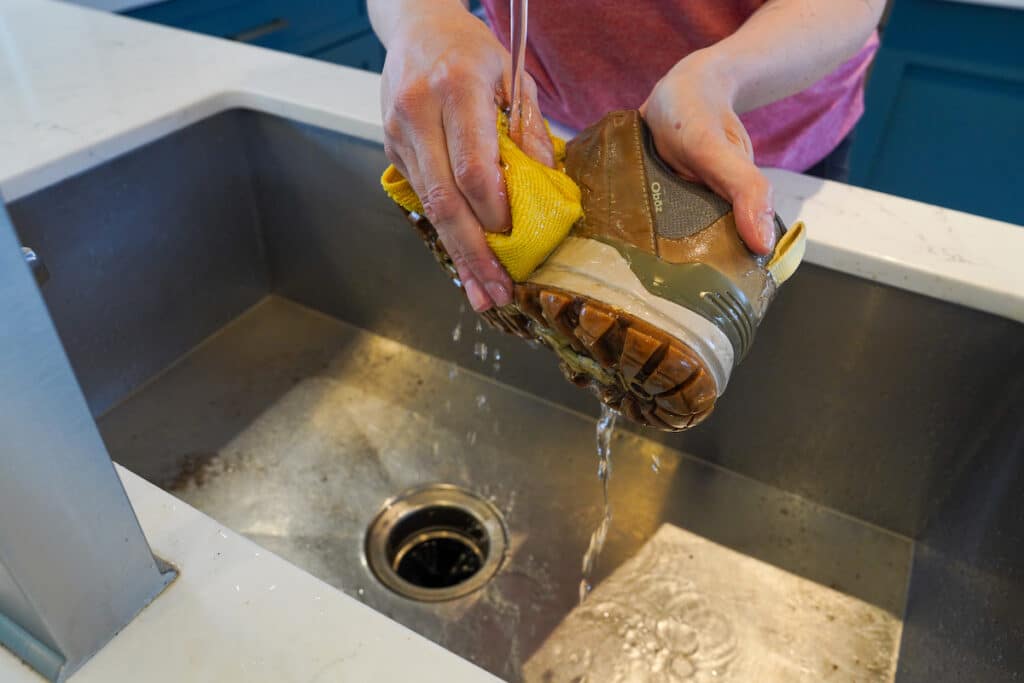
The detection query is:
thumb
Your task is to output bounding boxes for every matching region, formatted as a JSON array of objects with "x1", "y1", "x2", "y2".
[
  {"x1": 513, "y1": 76, "x2": 555, "y2": 167},
  {"x1": 718, "y1": 156, "x2": 776, "y2": 256}
]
